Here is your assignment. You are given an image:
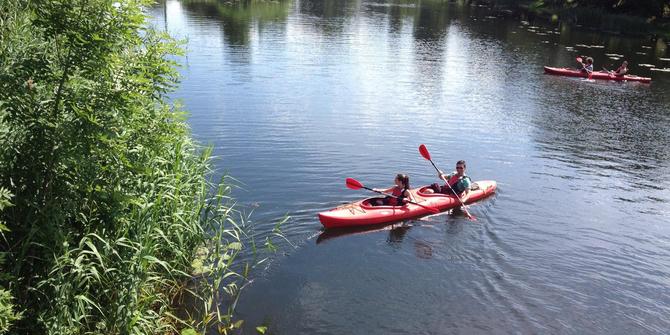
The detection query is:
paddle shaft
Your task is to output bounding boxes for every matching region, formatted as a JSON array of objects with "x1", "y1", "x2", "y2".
[
  {"x1": 427, "y1": 158, "x2": 440, "y2": 173},
  {"x1": 361, "y1": 186, "x2": 437, "y2": 213}
]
